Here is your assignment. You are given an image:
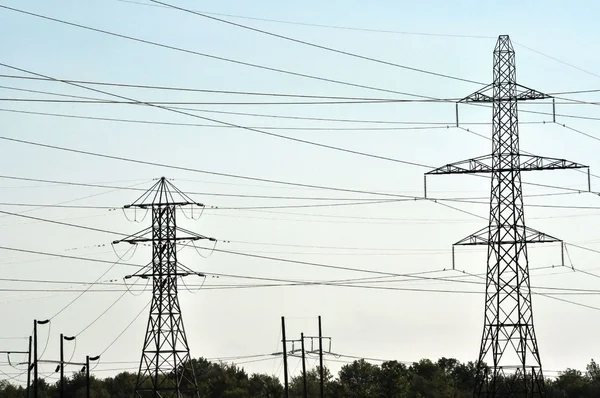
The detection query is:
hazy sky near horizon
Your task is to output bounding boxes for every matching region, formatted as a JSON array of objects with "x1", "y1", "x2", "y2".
[{"x1": 2, "y1": 0, "x2": 600, "y2": 385}]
